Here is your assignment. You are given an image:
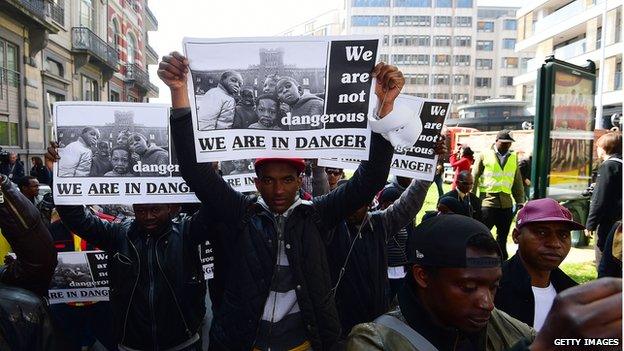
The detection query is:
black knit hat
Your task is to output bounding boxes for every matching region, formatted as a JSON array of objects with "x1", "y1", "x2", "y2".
[{"x1": 408, "y1": 214, "x2": 502, "y2": 268}]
